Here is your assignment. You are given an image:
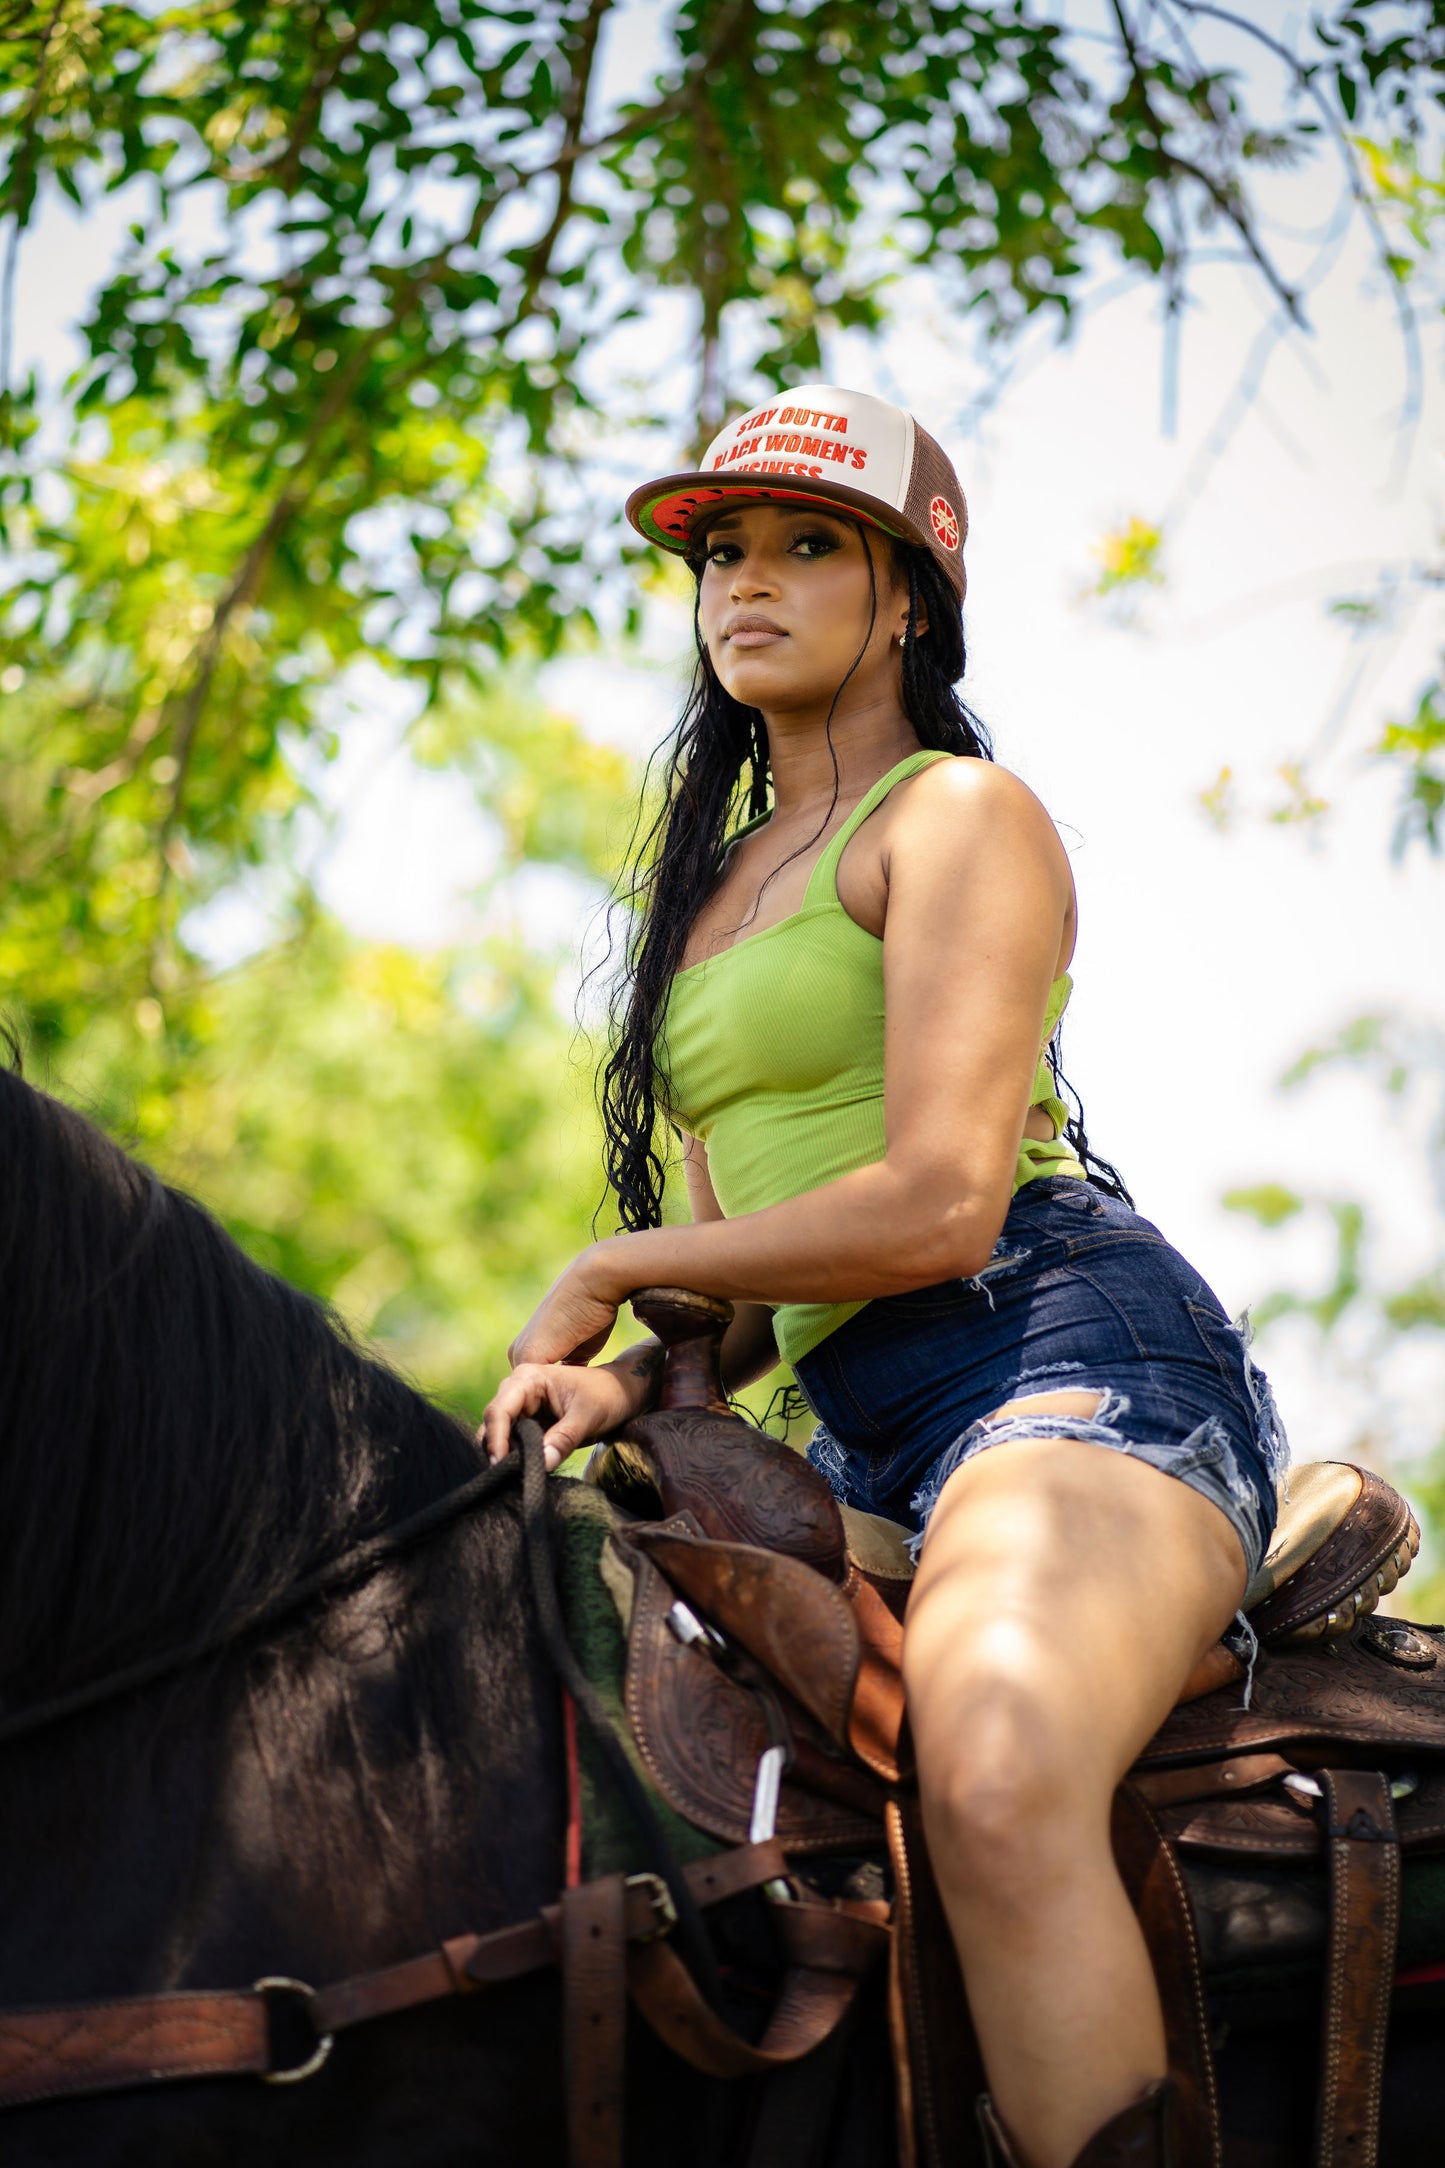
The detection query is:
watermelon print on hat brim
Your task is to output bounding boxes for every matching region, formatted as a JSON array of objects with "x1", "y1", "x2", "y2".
[{"x1": 625, "y1": 384, "x2": 968, "y2": 602}]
